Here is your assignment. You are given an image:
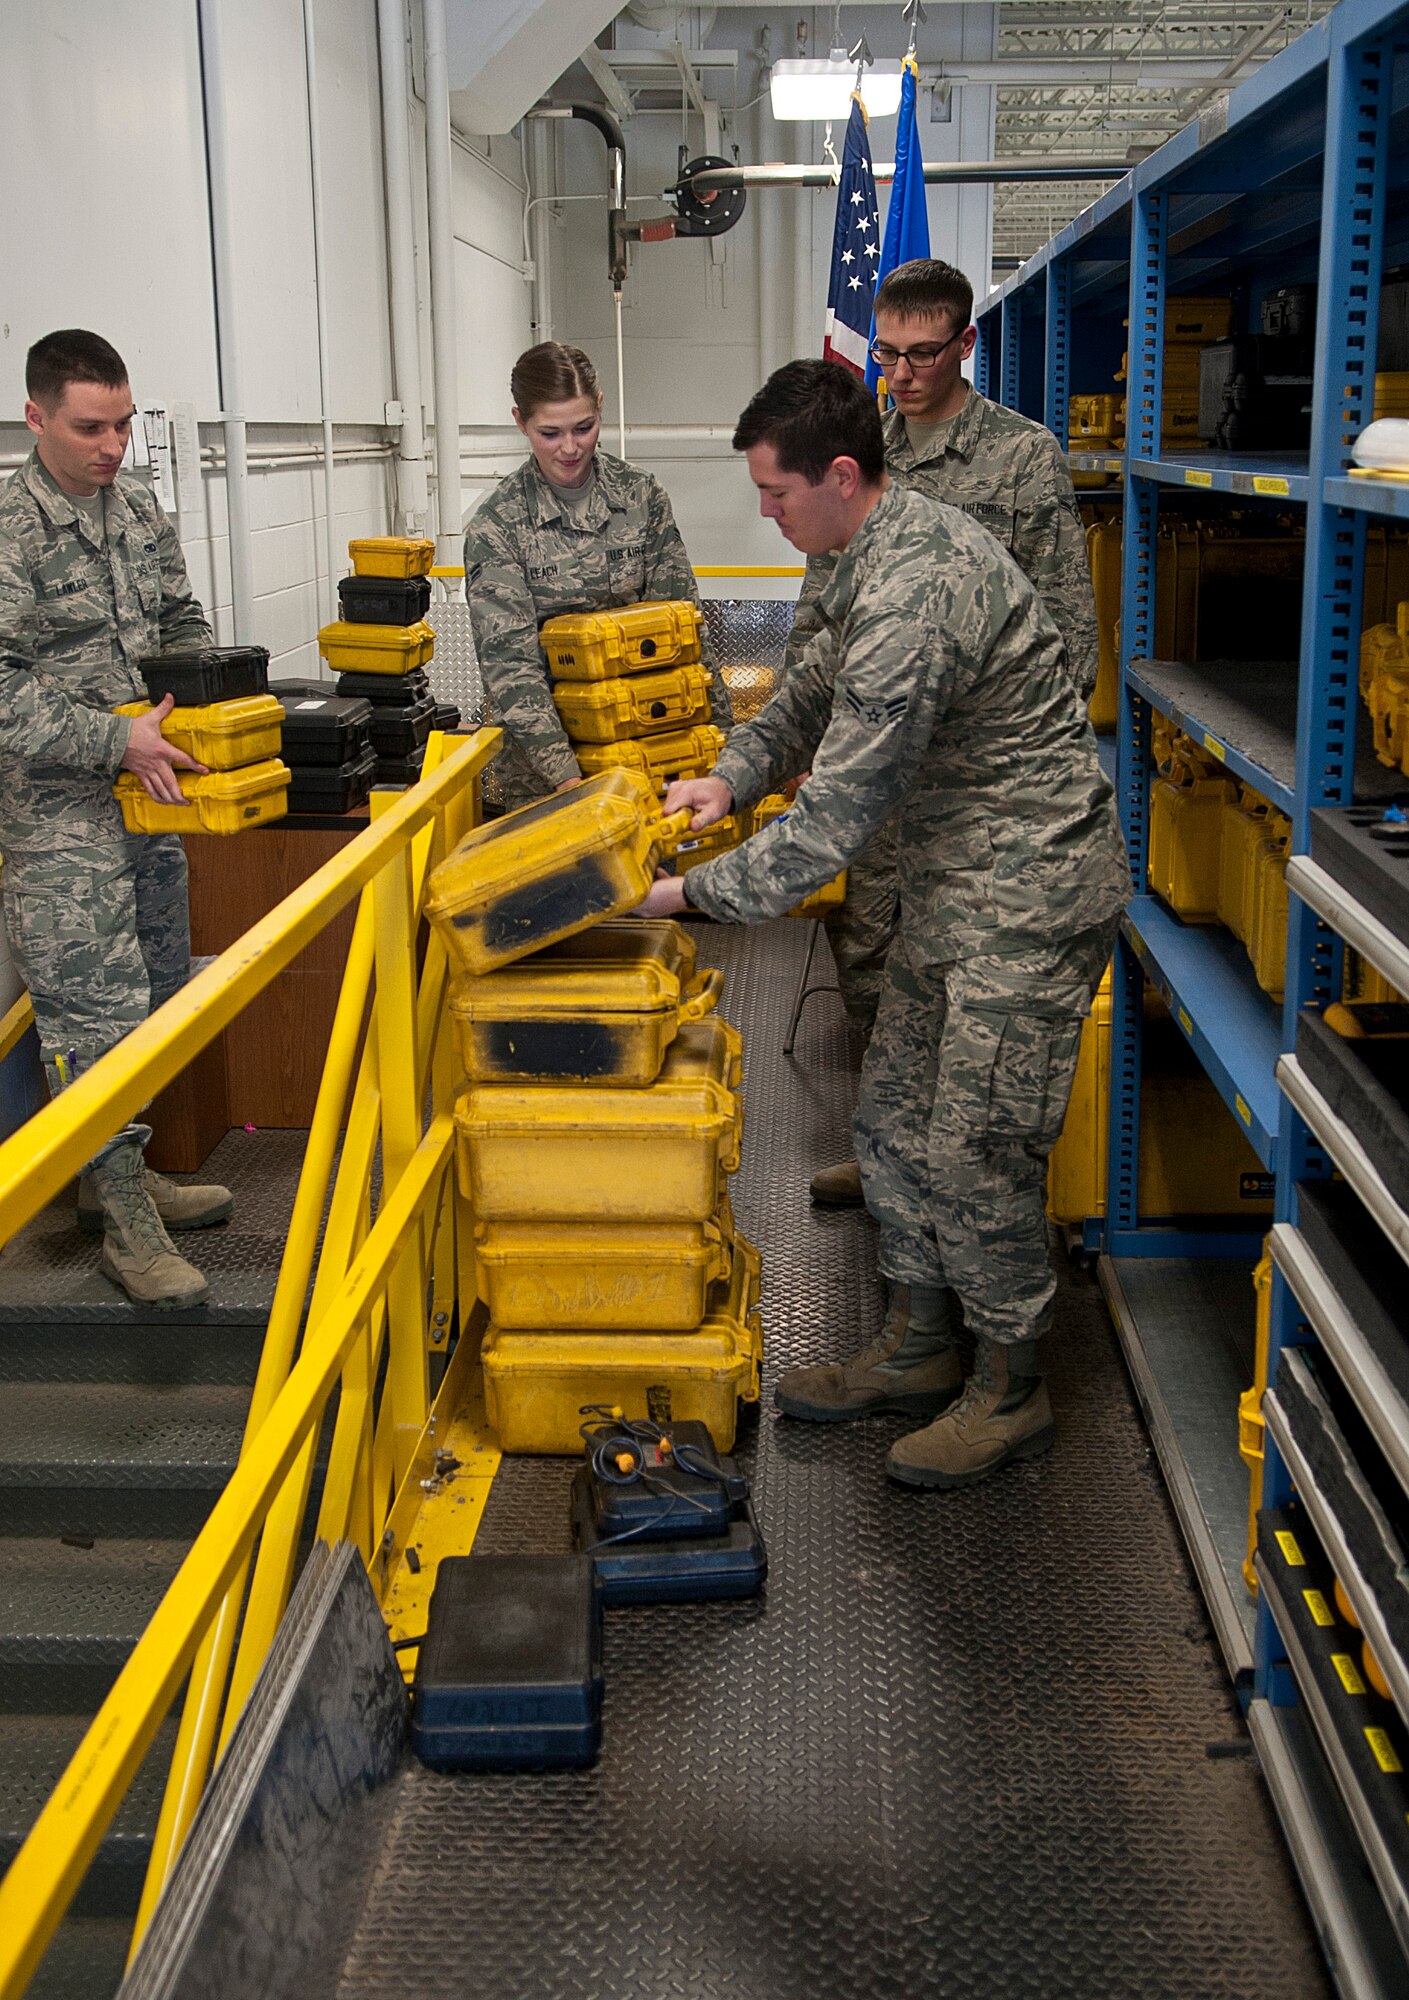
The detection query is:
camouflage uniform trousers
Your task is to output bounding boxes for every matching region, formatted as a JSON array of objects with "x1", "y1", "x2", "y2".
[
  {"x1": 822, "y1": 818, "x2": 899, "y2": 1037},
  {"x1": 1, "y1": 832, "x2": 191, "y2": 1163},
  {"x1": 856, "y1": 915, "x2": 1118, "y2": 1346}
]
